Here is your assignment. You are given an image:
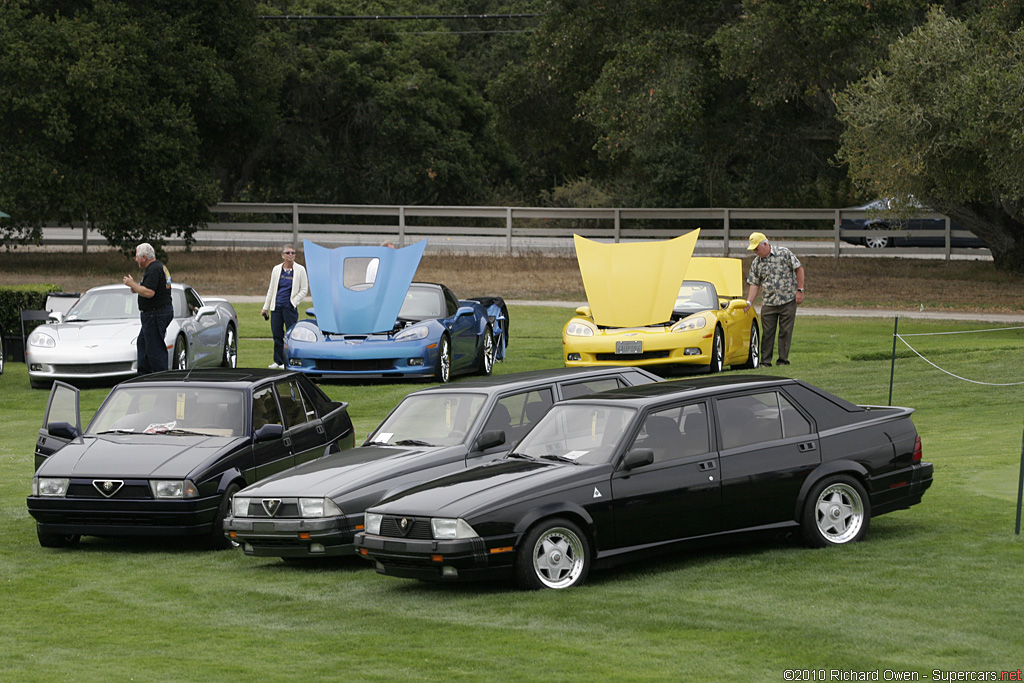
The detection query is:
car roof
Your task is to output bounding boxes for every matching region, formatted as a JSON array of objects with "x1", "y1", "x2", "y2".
[
  {"x1": 409, "y1": 367, "x2": 661, "y2": 396},
  {"x1": 116, "y1": 368, "x2": 296, "y2": 389},
  {"x1": 562, "y1": 374, "x2": 796, "y2": 406}
]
